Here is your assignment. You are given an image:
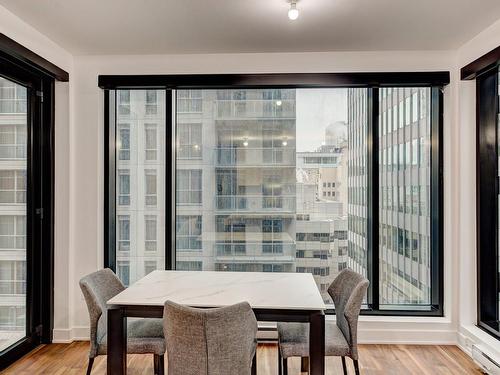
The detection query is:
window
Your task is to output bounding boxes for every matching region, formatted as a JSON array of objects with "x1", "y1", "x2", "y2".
[
  {"x1": 104, "y1": 74, "x2": 446, "y2": 316},
  {"x1": 0, "y1": 125, "x2": 26, "y2": 159},
  {"x1": 117, "y1": 261, "x2": 130, "y2": 286},
  {"x1": 145, "y1": 124, "x2": 157, "y2": 161},
  {"x1": 144, "y1": 261, "x2": 157, "y2": 275},
  {"x1": 176, "y1": 216, "x2": 202, "y2": 251},
  {"x1": 118, "y1": 169, "x2": 130, "y2": 205},
  {"x1": 0, "y1": 170, "x2": 26, "y2": 204},
  {"x1": 118, "y1": 124, "x2": 130, "y2": 160},
  {"x1": 473, "y1": 62, "x2": 500, "y2": 339},
  {"x1": 178, "y1": 123, "x2": 202, "y2": 159},
  {"x1": 176, "y1": 169, "x2": 202, "y2": 205},
  {"x1": 118, "y1": 91, "x2": 130, "y2": 115},
  {"x1": 117, "y1": 215, "x2": 130, "y2": 252},
  {"x1": 145, "y1": 90, "x2": 158, "y2": 115},
  {"x1": 145, "y1": 169, "x2": 157, "y2": 206},
  {"x1": 145, "y1": 215, "x2": 157, "y2": 252}
]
